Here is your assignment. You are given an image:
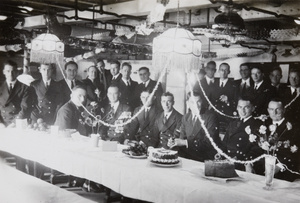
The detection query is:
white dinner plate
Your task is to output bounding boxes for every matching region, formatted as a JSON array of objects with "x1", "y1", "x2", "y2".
[
  {"x1": 150, "y1": 160, "x2": 181, "y2": 167},
  {"x1": 123, "y1": 152, "x2": 147, "y2": 159}
]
